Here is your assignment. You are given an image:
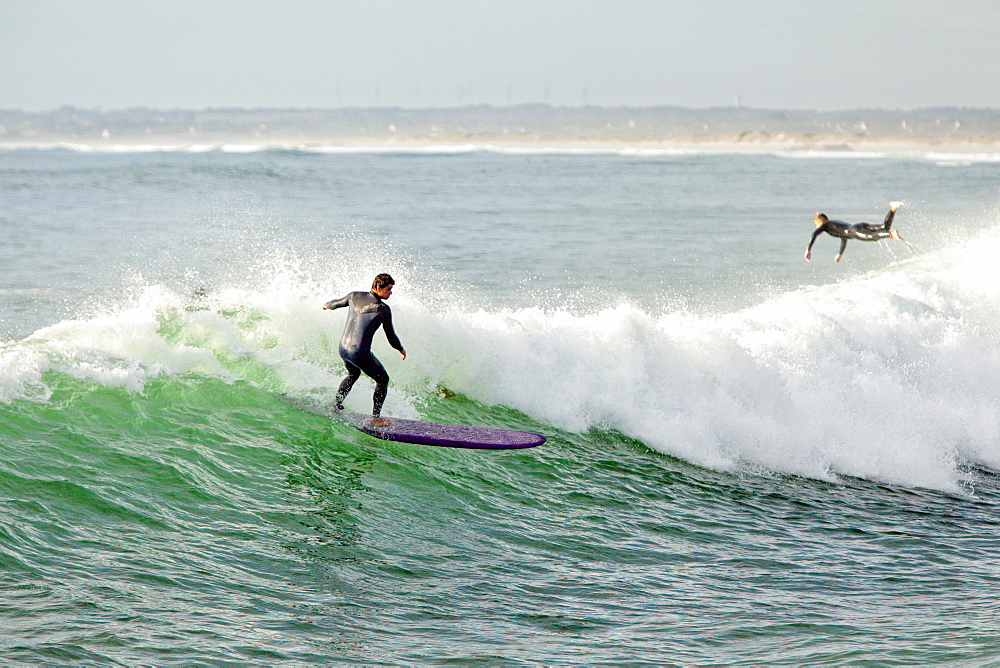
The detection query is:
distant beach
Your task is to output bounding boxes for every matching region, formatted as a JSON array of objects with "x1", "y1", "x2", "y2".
[{"x1": 2, "y1": 105, "x2": 999, "y2": 155}]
